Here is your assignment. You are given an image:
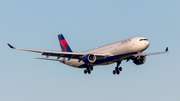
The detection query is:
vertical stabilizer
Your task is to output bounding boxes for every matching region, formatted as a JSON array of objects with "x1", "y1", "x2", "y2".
[{"x1": 58, "y1": 34, "x2": 73, "y2": 52}]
